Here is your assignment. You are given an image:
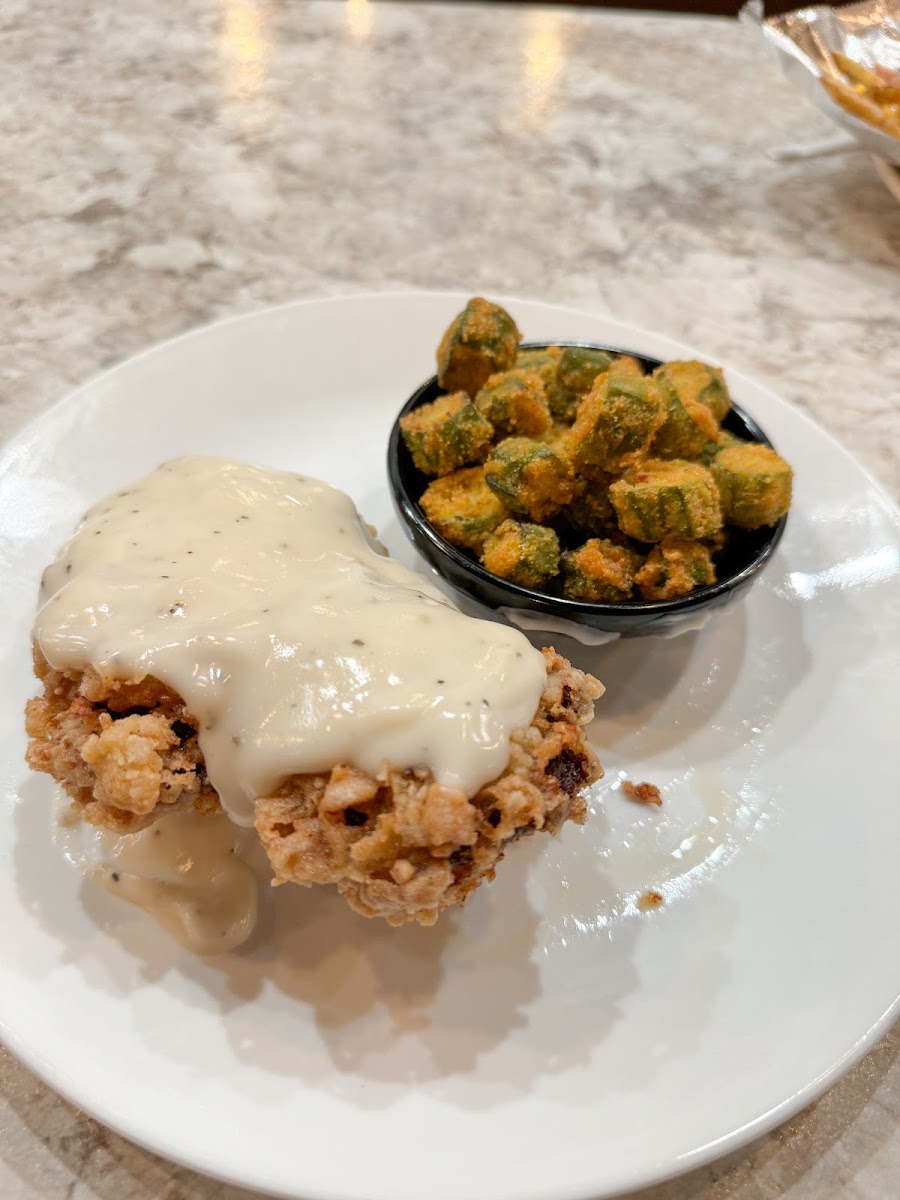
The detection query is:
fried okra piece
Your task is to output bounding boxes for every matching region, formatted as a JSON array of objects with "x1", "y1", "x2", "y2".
[
  {"x1": 549, "y1": 347, "x2": 616, "y2": 421},
  {"x1": 697, "y1": 428, "x2": 746, "y2": 465},
  {"x1": 711, "y1": 443, "x2": 793, "y2": 529},
  {"x1": 475, "y1": 369, "x2": 552, "y2": 438},
  {"x1": 634, "y1": 538, "x2": 716, "y2": 600},
  {"x1": 658, "y1": 360, "x2": 732, "y2": 423},
  {"x1": 651, "y1": 368, "x2": 721, "y2": 460},
  {"x1": 540, "y1": 421, "x2": 578, "y2": 460},
  {"x1": 419, "y1": 466, "x2": 508, "y2": 554},
  {"x1": 609, "y1": 459, "x2": 723, "y2": 541},
  {"x1": 515, "y1": 345, "x2": 562, "y2": 393},
  {"x1": 484, "y1": 436, "x2": 575, "y2": 523},
  {"x1": 610, "y1": 355, "x2": 645, "y2": 376},
  {"x1": 560, "y1": 472, "x2": 618, "y2": 535},
  {"x1": 570, "y1": 361, "x2": 665, "y2": 473},
  {"x1": 559, "y1": 347, "x2": 616, "y2": 395},
  {"x1": 545, "y1": 384, "x2": 579, "y2": 425},
  {"x1": 400, "y1": 392, "x2": 494, "y2": 477},
  {"x1": 436, "y1": 298, "x2": 520, "y2": 396},
  {"x1": 560, "y1": 538, "x2": 642, "y2": 603},
  {"x1": 481, "y1": 519, "x2": 560, "y2": 590}
]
